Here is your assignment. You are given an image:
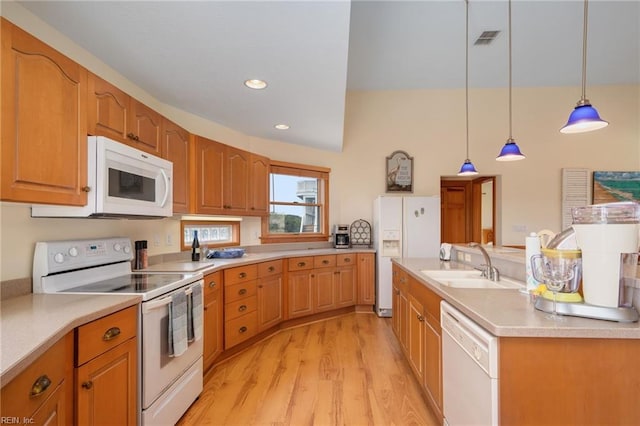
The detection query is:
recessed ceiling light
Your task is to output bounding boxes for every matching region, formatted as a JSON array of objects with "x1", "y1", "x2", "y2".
[
  {"x1": 244, "y1": 79, "x2": 267, "y2": 89},
  {"x1": 274, "y1": 124, "x2": 290, "y2": 130}
]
